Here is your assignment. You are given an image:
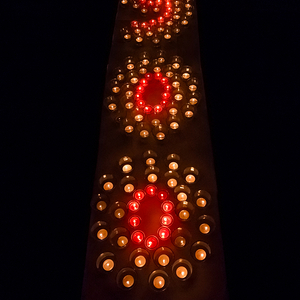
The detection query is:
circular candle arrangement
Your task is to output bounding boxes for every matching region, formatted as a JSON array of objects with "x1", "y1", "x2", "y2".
[
  {"x1": 120, "y1": 0, "x2": 194, "y2": 45},
  {"x1": 129, "y1": 185, "x2": 173, "y2": 250},
  {"x1": 92, "y1": 151, "x2": 215, "y2": 290},
  {"x1": 106, "y1": 51, "x2": 201, "y2": 140}
]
